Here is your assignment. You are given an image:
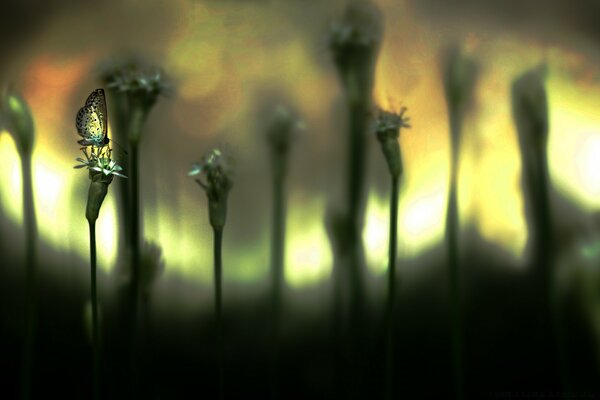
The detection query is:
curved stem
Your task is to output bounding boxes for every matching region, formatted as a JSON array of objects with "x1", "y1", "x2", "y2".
[
  {"x1": 20, "y1": 150, "x2": 37, "y2": 400},
  {"x1": 89, "y1": 221, "x2": 100, "y2": 400},
  {"x1": 385, "y1": 174, "x2": 399, "y2": 400}
]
